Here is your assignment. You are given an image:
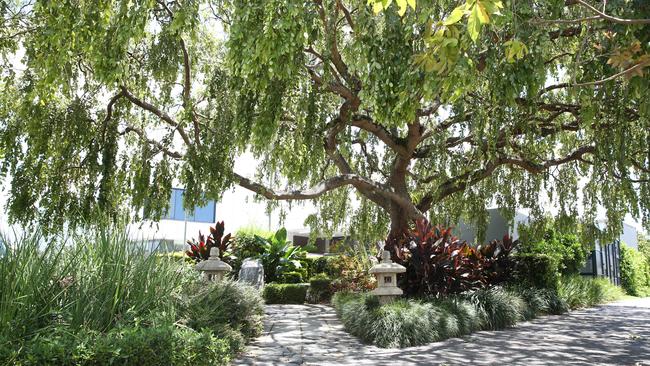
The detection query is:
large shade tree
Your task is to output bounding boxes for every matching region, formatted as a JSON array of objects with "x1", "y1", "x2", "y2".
[{"x1": 0, "y1": 0, "x2": 649, "y2": 240}]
